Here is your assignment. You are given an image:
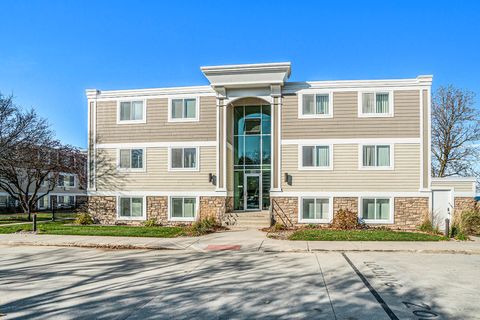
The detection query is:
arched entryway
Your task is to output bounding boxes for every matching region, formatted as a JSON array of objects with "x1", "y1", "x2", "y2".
[{"x1": 228, "y1": 97, "x2": 272, "y2": 211}]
